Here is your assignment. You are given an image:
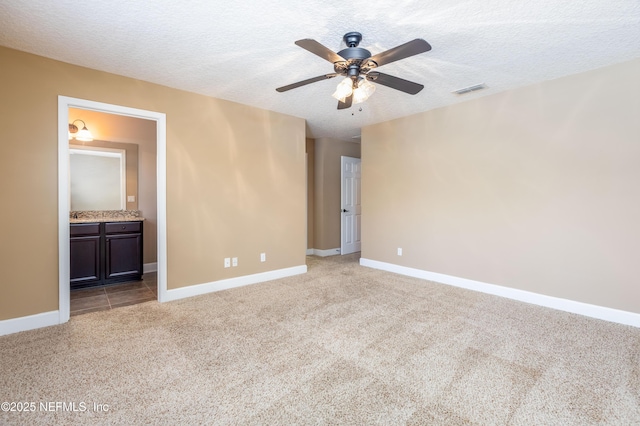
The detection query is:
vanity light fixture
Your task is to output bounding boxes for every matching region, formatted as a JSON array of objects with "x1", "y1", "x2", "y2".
[{"x1": 68, "y1": 119, "x2": 94, "y2": 142}]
